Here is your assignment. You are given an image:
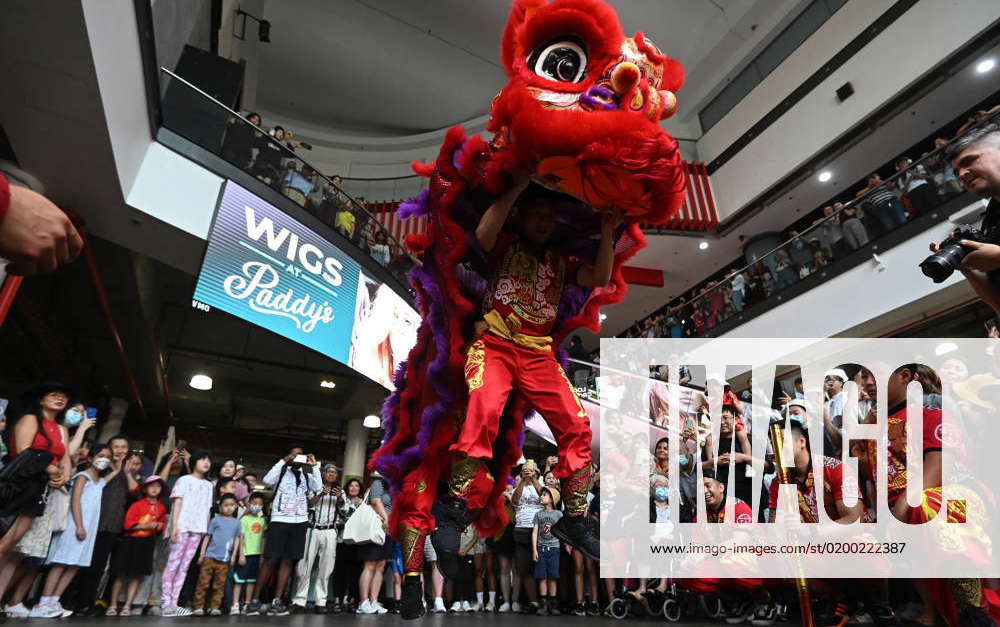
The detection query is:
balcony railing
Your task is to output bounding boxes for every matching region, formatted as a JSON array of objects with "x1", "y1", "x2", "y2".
[
  {"x1": 625, "y1": 108, "x2": 1000, "y2": 340},
  {"x1": 158, "y1": 68, "x2": 419, "y2": 285}
]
